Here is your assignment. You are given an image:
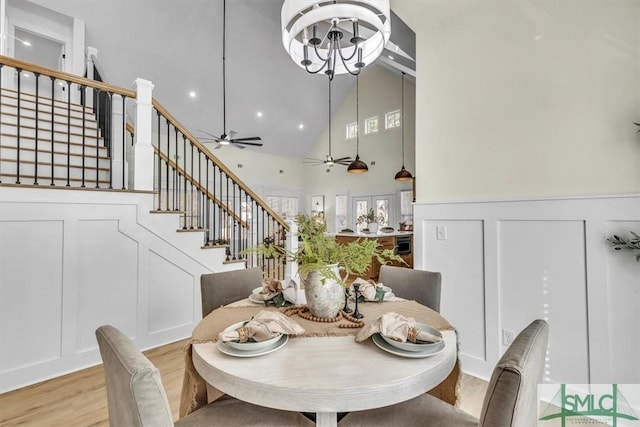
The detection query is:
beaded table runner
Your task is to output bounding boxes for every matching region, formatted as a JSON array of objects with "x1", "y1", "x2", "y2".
[{"x1": 191, "y1": 300, "x2": 453, "y2": 343}]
